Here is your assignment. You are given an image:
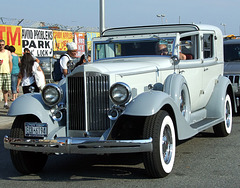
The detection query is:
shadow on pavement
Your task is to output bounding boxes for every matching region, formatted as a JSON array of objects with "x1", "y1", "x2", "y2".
[{"x1": 0, "y1": 127, "x2": 148, "y2": 181}]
